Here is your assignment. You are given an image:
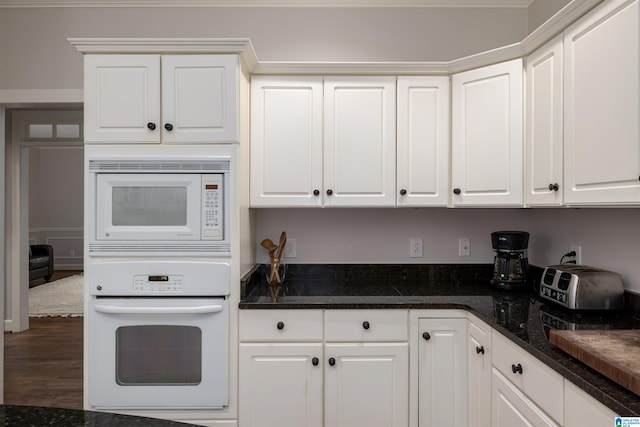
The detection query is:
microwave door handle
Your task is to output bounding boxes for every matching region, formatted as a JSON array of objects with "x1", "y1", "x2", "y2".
[{"x1": 93, "y1": 304, "x2": 224, "y2": 315}]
